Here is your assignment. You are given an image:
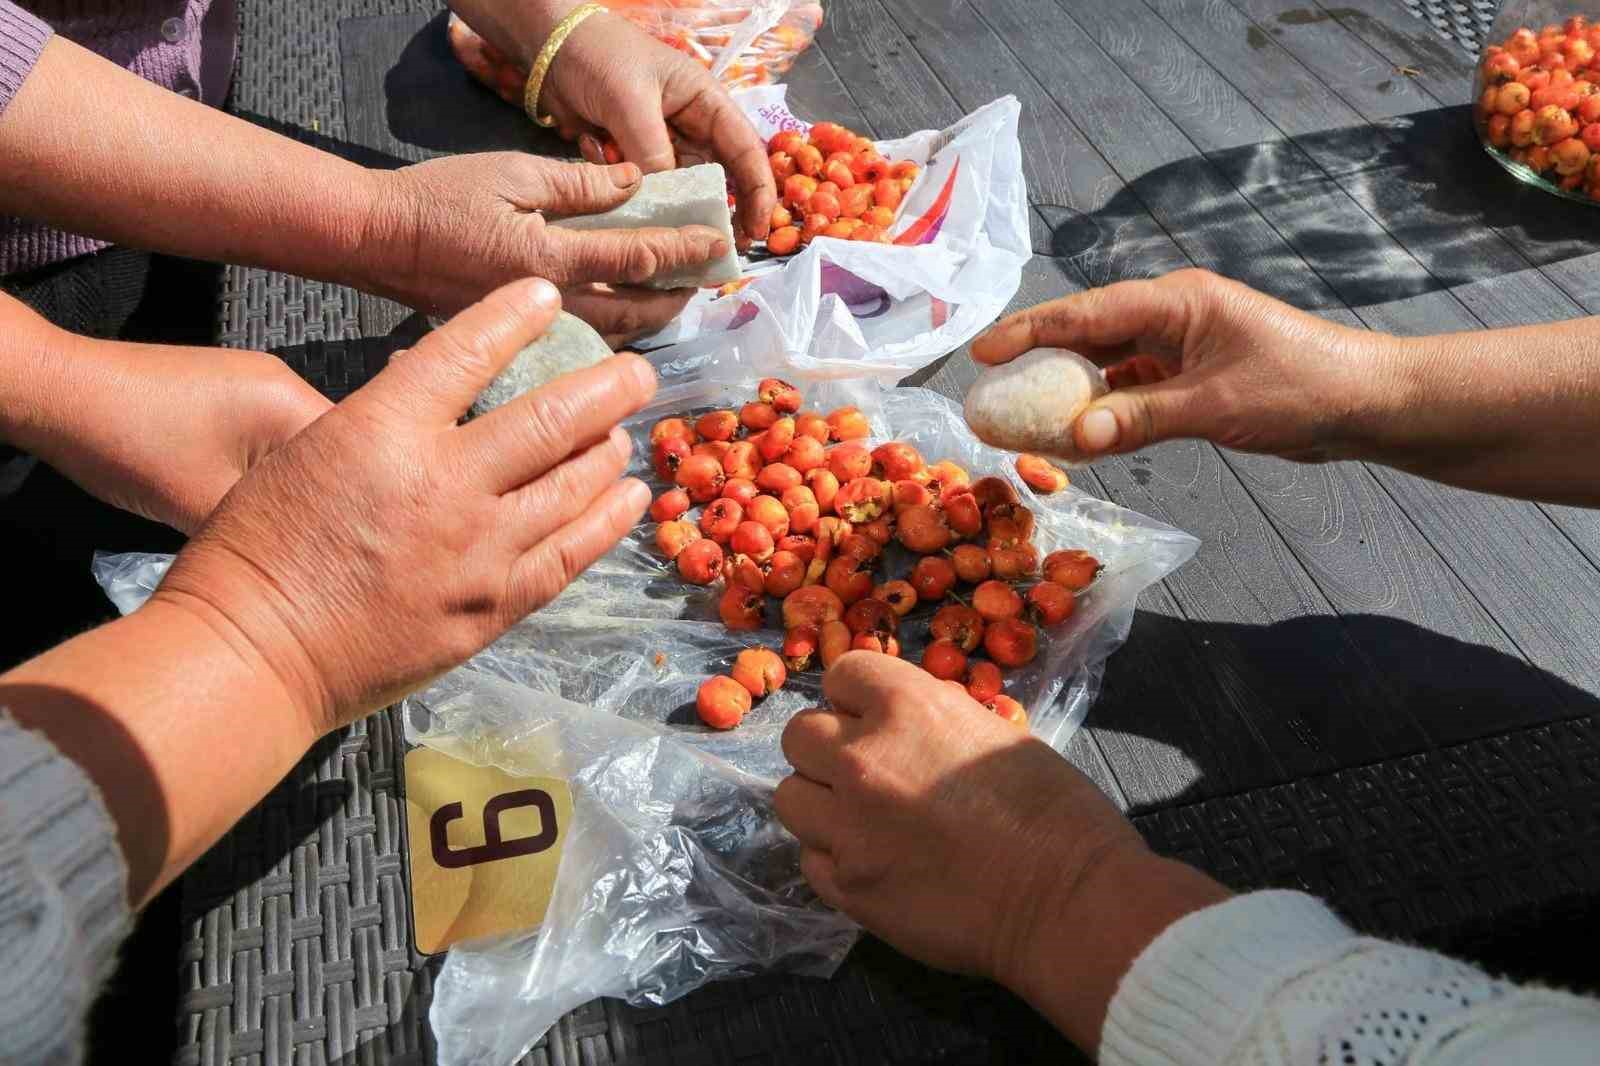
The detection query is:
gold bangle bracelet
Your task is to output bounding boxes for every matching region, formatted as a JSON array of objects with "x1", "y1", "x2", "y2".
[{"x1": 523, "y1": 2, "x2": 606, "y2": 128}]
